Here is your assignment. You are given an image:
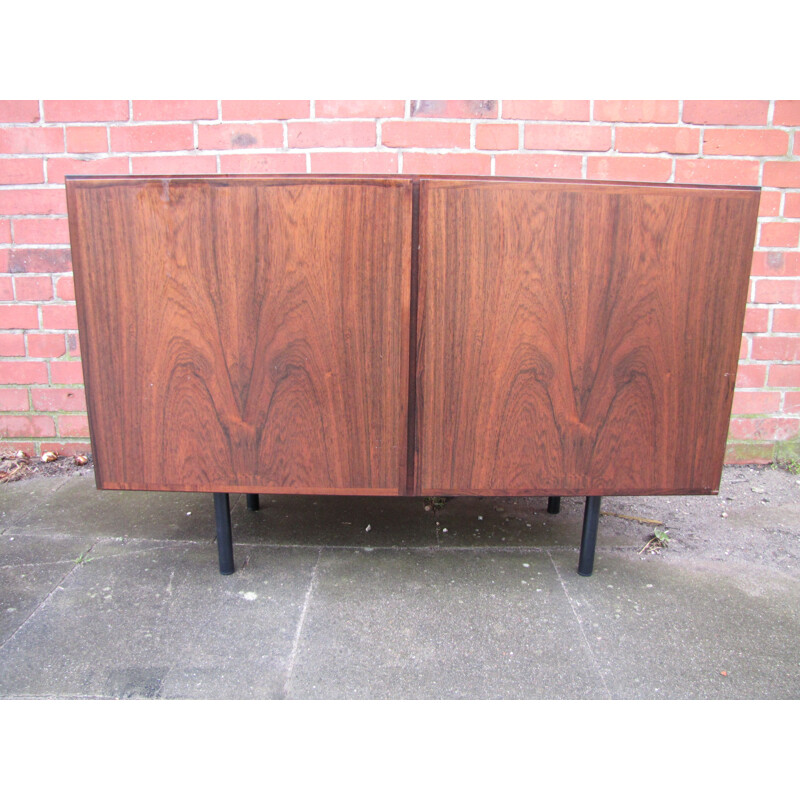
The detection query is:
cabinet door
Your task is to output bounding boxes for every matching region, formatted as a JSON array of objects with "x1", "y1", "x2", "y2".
[
  {"x1": 415, "y1": 179, "x2": 759, "y2": 496},
  {"x1": 68, "y1": 176, "x2": 413, "y2": 494}
]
